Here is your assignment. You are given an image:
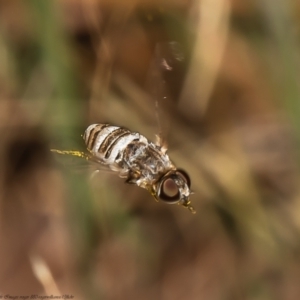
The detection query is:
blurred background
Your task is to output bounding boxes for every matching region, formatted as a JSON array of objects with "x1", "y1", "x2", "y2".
[{"x1": 0, "y1": 0, "x2": 300, "y2": 299}]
